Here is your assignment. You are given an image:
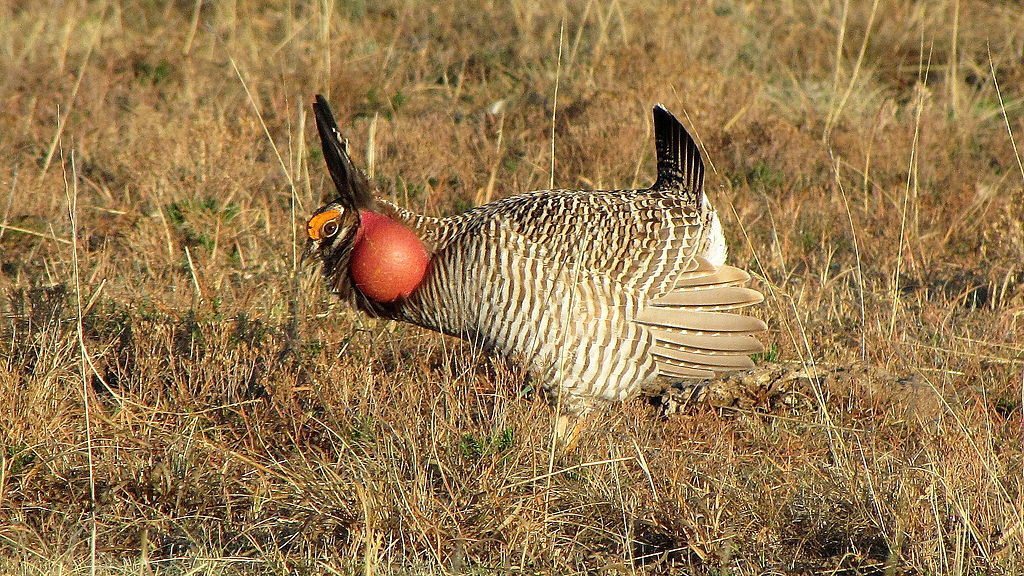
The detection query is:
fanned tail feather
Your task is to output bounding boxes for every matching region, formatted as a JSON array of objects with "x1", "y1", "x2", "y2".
[
  {"x1": 652, "y1": 286, "x2": 763, "y2": 310},
  {"x1": 649, "y1": 330, "x2": 764, "y2": 353},
  {"x1": 673, "y1": 263, "x2": 752, "y2": 288},
  {"x1": 636, "y1": 308, "x2": 766, "y2": 333},
  {"x1": 656, "y1": 363, "x2": 716, "y2": 379},
  {"x1": 637, "y1": 260, "x2": 766, "y2": 378}
]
